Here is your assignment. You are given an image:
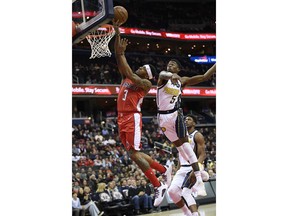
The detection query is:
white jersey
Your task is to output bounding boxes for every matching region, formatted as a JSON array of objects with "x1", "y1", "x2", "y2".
[
  {"x1": 179, "y1": 130, "x2": 198, "y2": 165},
  {"x1": 157, "y1": 79, "x2": 182, "y2": 111}
]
